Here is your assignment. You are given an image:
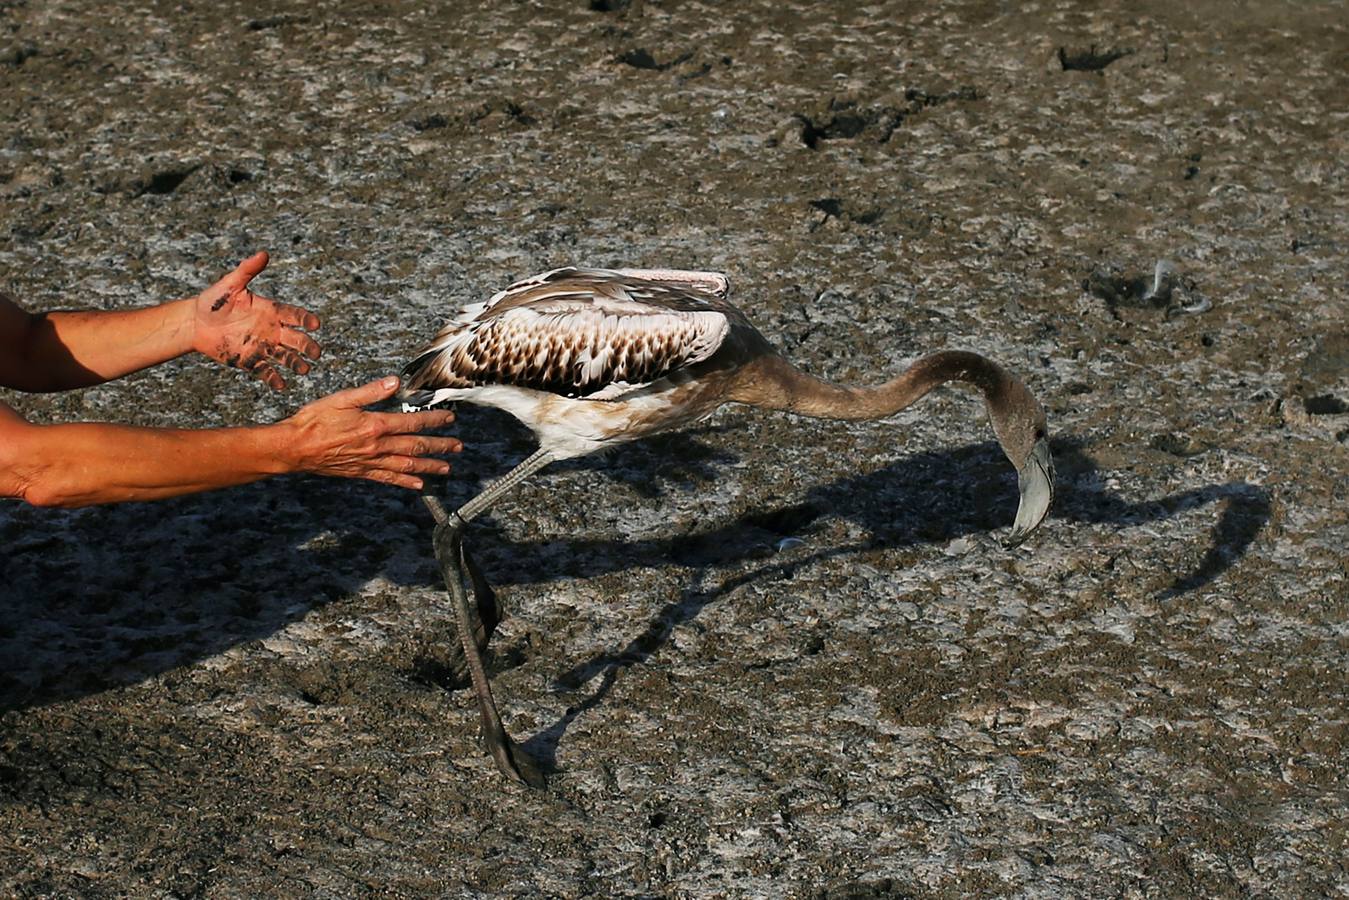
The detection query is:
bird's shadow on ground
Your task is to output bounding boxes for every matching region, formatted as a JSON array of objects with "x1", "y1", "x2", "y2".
[
  {"x1": 510, "y1": 433, "x2": 1271, "y2": 770},
  {"x1": 0, "y1": 425, "x2": 1267, "y2": 720}
]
